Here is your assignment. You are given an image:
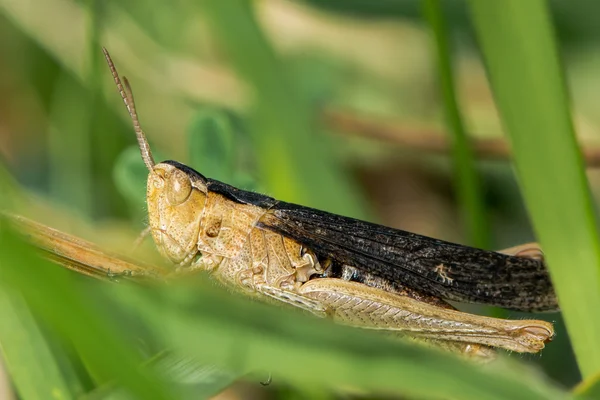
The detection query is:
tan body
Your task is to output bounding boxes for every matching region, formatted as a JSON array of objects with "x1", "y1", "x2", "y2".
[
  {"x1": 102, "y1": 47, "x2": 554, "y2": 362},
  {"x1": 147, "y1": 163, "x2": 553, "y2": 360}
]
